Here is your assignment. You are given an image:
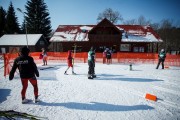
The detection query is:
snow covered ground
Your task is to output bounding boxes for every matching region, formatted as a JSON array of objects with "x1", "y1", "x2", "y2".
[{"x1": 0, "y1": 59, "x2": 180, "y2": 120}]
